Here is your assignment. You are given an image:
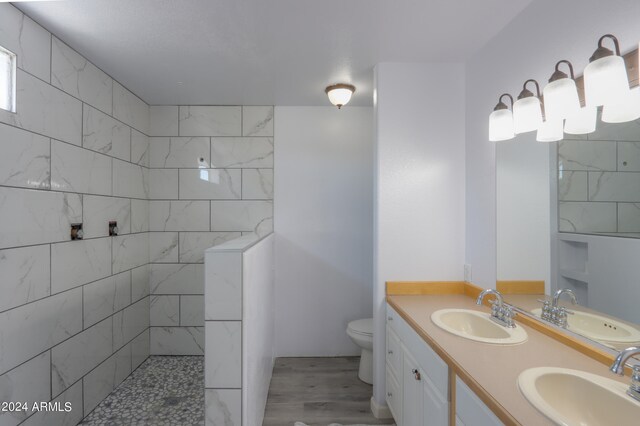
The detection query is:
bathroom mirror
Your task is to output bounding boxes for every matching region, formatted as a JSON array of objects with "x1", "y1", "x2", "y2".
[{"x1": 496, "y1": 114, "x2": 640, "y2": 351}]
